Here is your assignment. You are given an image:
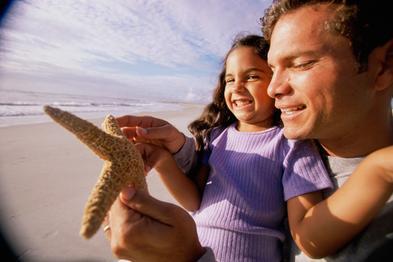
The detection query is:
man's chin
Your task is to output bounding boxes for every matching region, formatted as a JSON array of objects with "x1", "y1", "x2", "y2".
[{"x1": 282, "y1": 126, "x2": 310, "y2": 140}]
